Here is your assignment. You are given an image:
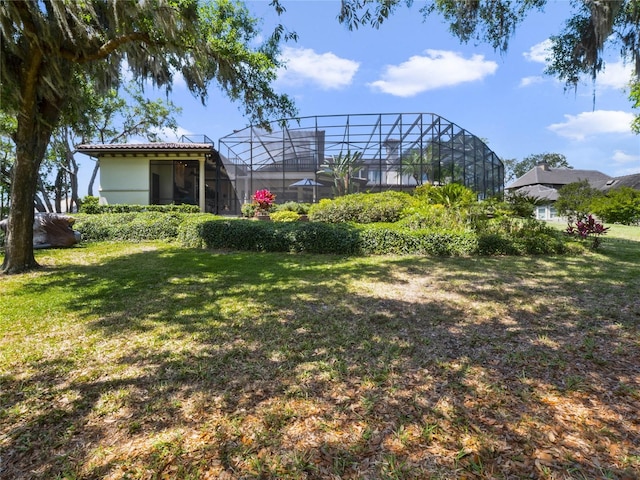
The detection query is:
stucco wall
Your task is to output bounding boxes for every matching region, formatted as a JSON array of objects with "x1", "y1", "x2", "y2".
[{"x1": 99, "y1": 156, "x2": 150, "y2": 205}]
